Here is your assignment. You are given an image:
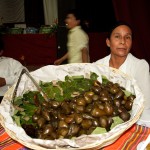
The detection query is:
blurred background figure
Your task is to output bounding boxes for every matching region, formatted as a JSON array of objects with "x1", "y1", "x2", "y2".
[
  {"x1": 54, "y1": 9, "x2": 90, "y2": 65},
  {"x1": 0, "y1": 37, "x2": 24, "y2": 102}
]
